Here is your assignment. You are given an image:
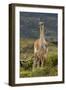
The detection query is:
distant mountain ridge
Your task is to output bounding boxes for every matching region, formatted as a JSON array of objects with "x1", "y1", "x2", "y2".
[{"x1": 20, "y1": 12, "x2": 58, "y2": 42}]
